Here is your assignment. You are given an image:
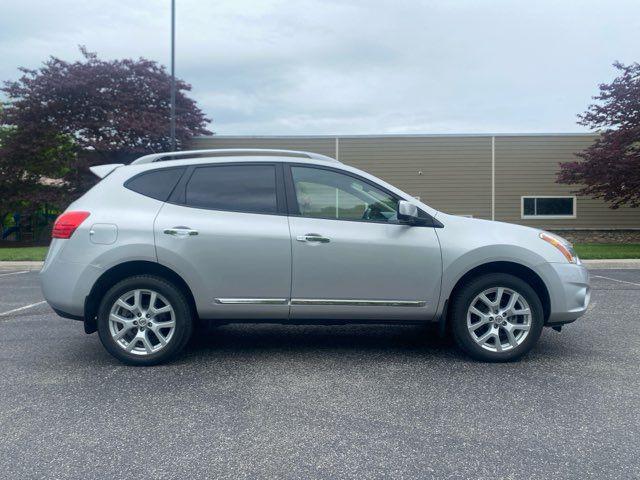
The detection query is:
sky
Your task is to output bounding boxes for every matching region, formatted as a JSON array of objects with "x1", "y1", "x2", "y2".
[{"x1": 1, "y1": 0, "x2": 639, "y2": 135}]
